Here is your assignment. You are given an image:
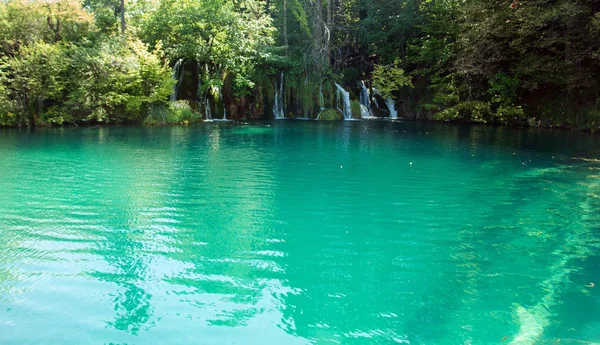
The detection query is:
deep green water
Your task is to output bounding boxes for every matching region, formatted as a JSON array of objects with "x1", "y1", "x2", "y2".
[{"x1": 0, "y1": 121, "x2": 599, "y2": 345}]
